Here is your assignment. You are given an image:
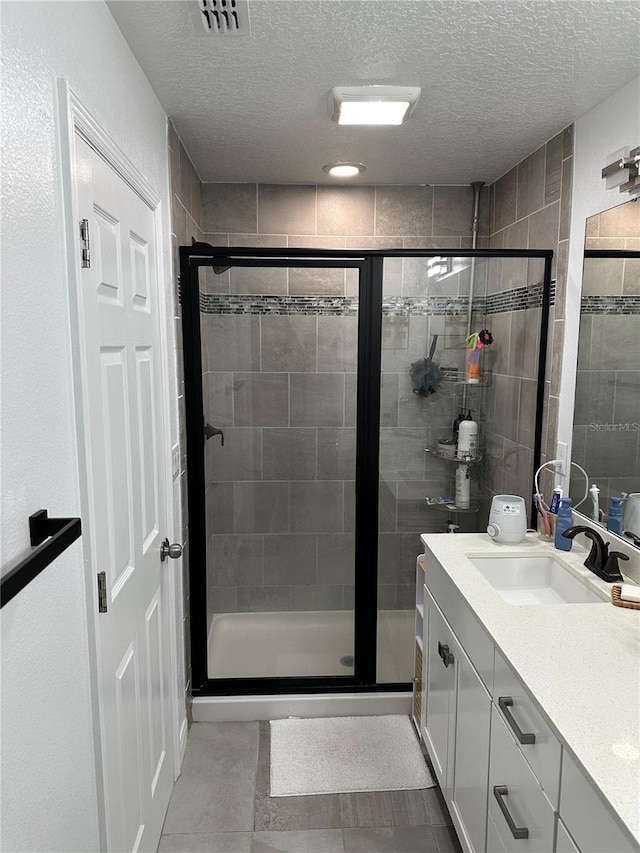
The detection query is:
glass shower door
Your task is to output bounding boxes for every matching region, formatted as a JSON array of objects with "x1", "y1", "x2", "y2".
[
  {"x1": 199, "y1": 261, "x2": 359, "y2": 680},
  {"x1": 376, "y1": 254, "x2": 490, "y2": 682},
  {"x1": 183, "y1": 246, "x2": 551, "y2": 693}
]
